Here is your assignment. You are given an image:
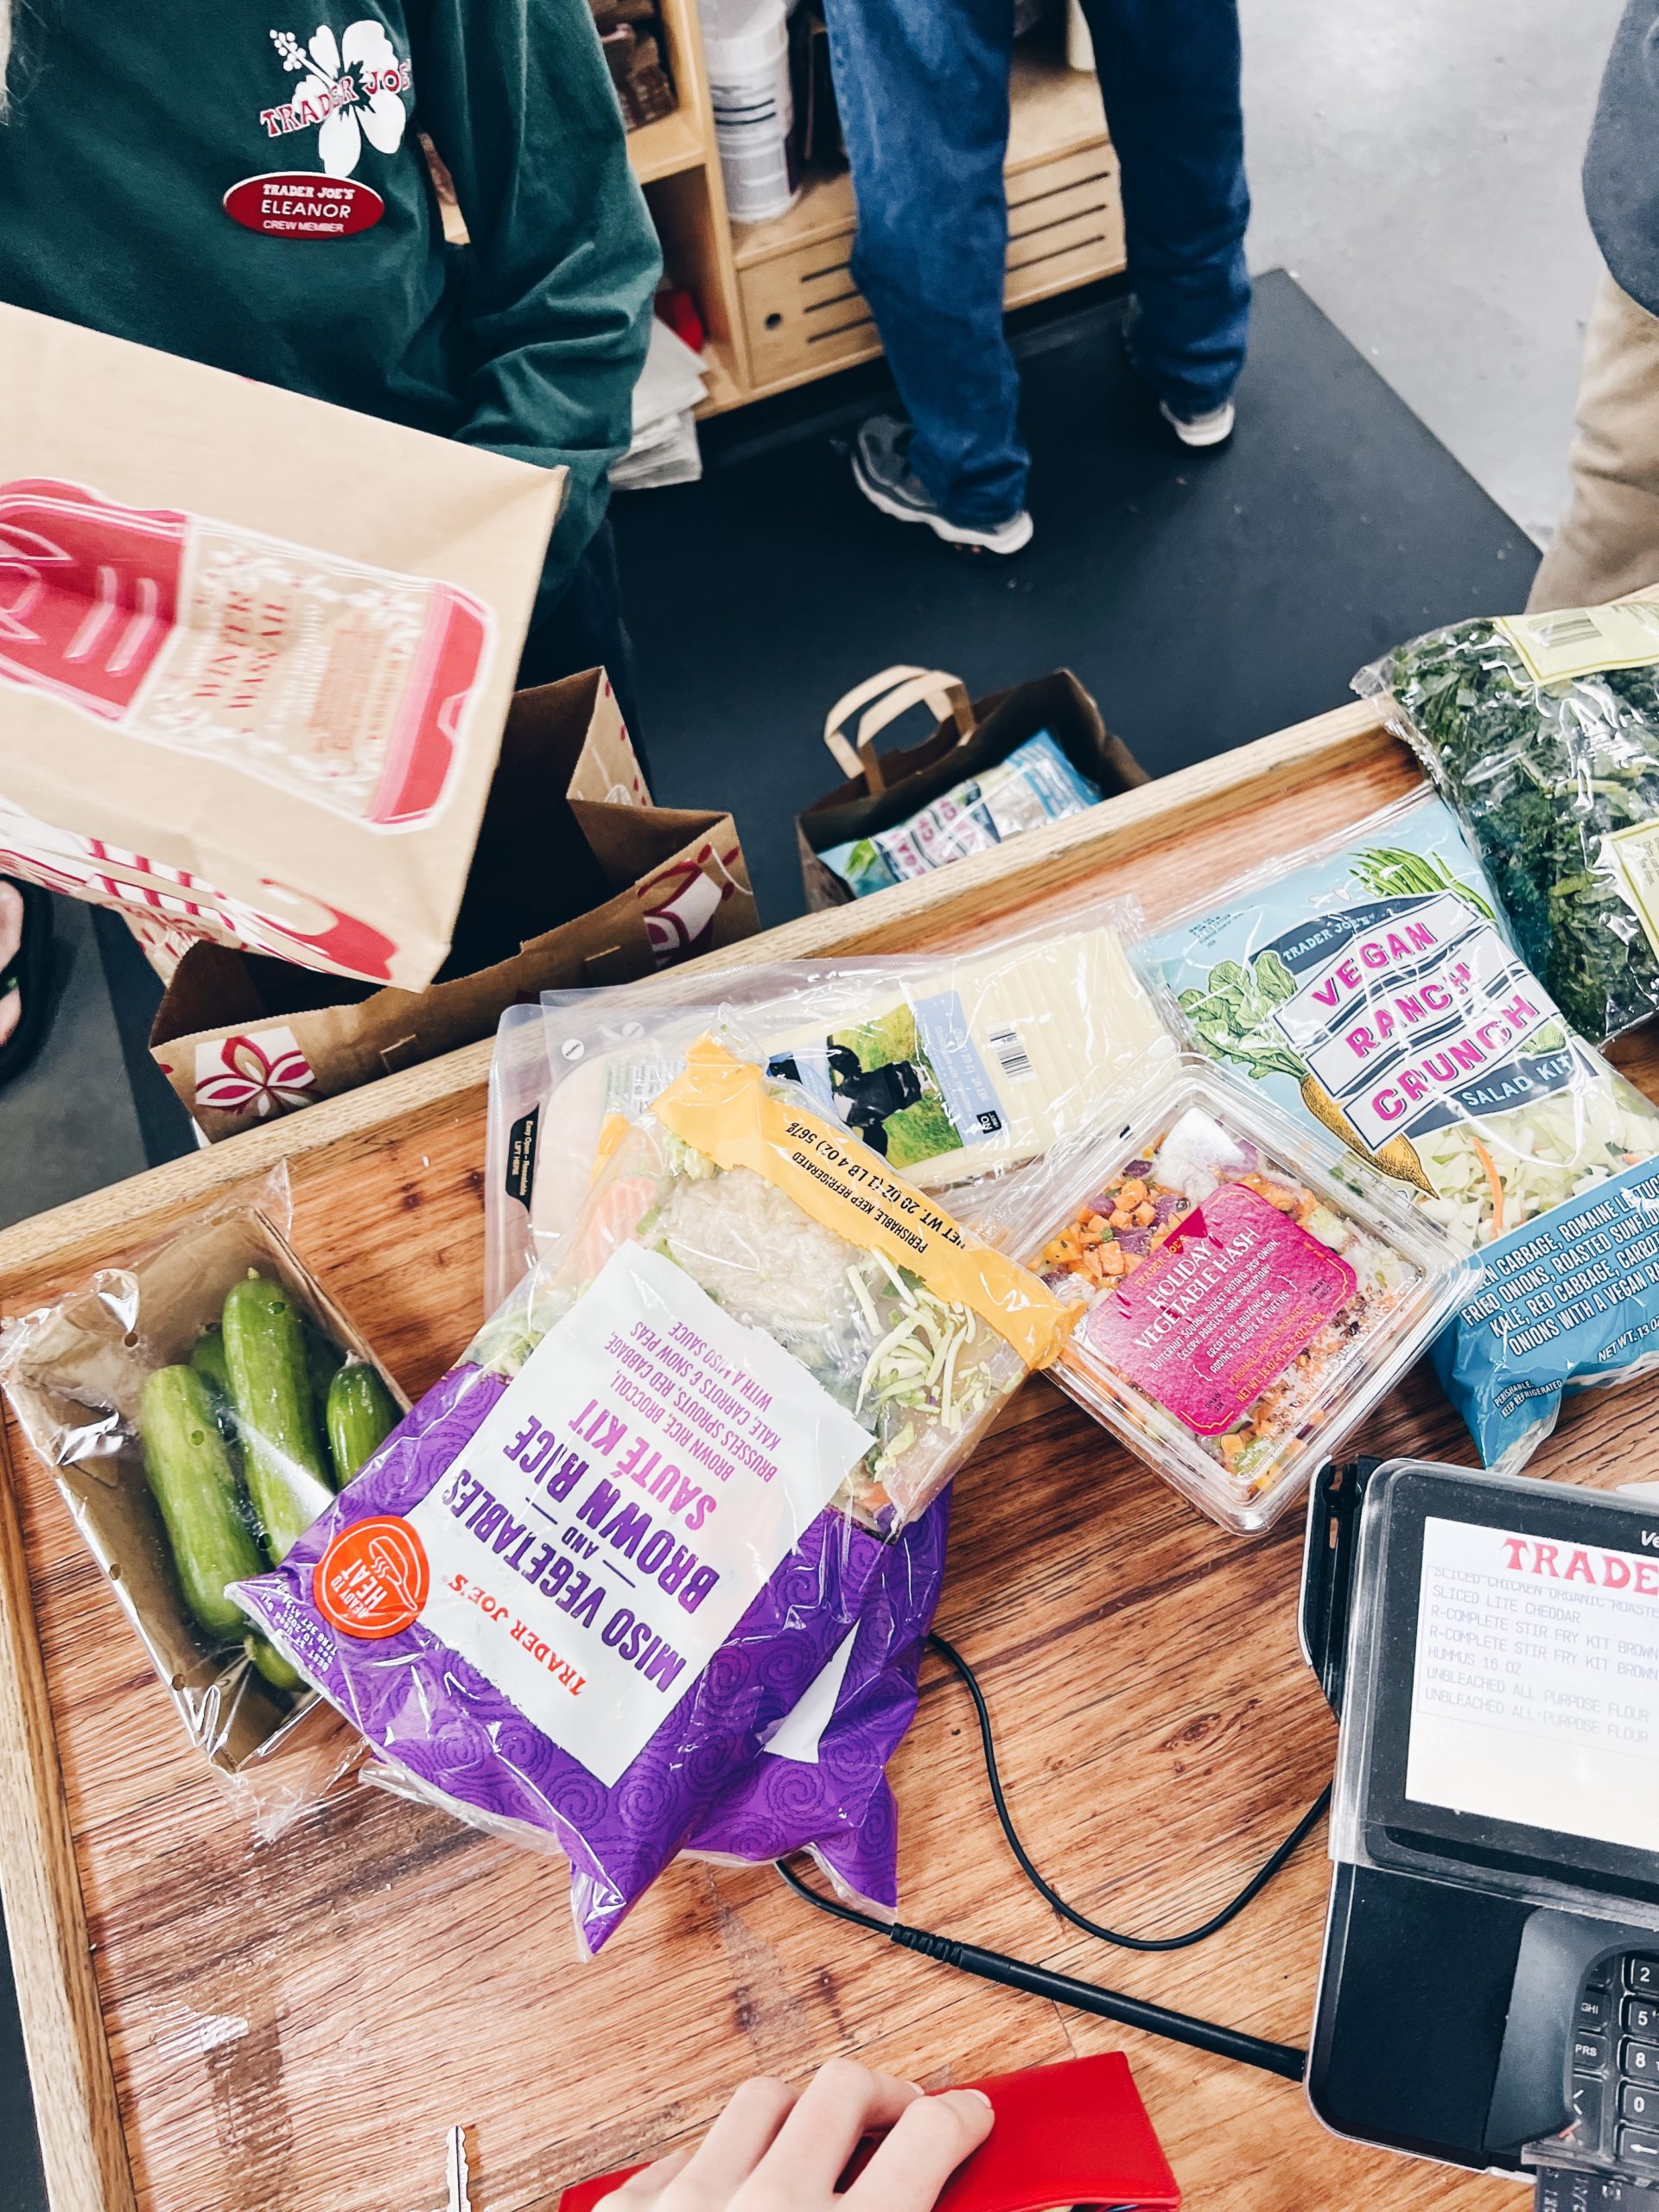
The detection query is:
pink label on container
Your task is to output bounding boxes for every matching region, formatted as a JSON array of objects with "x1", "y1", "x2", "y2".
[{"x1": 1084, "y1": 1181, "x2": 1357, "y2": 1436}]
